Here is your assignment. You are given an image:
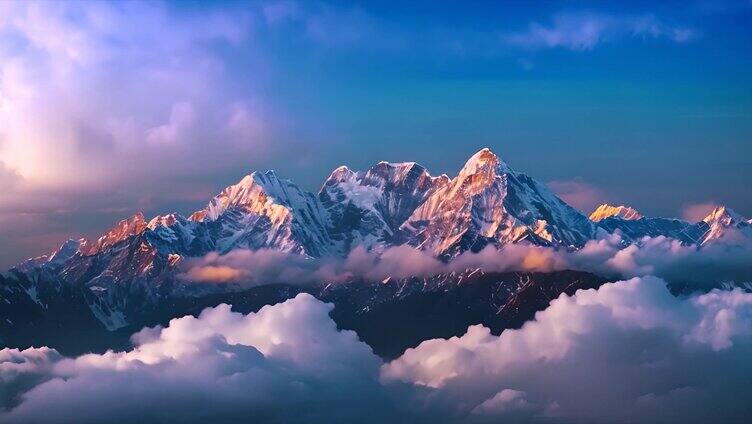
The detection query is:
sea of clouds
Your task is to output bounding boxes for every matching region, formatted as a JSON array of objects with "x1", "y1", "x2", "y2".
[
  {"x1": 178, "y1": 233, "x2": 752, "y2": 290},
  {"x1": 2, "y1": 276, "x2": 751, "y2": 423}
]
